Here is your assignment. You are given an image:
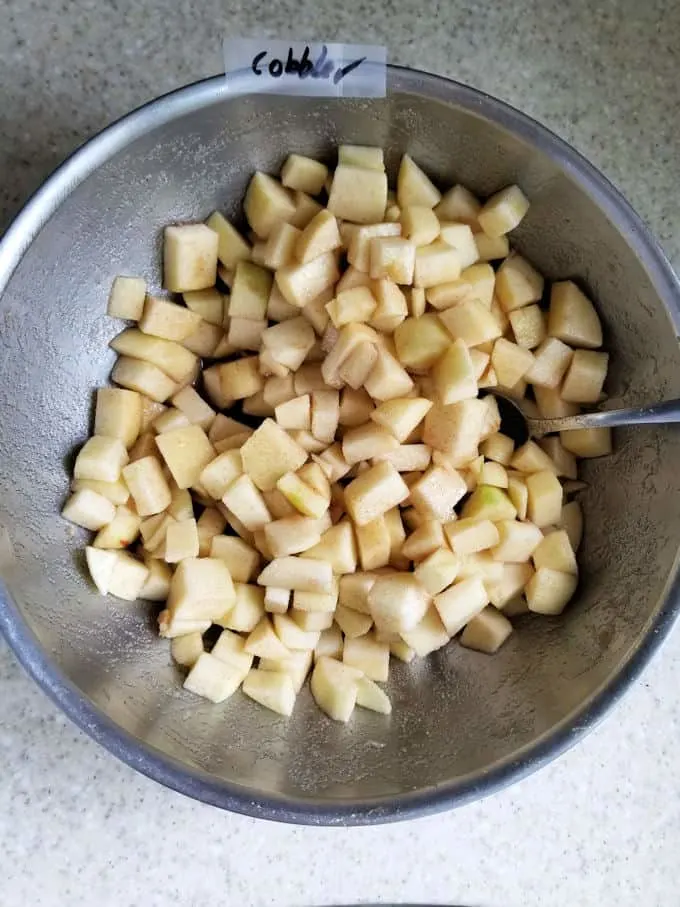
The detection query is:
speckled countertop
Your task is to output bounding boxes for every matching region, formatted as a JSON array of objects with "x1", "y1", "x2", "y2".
[{"x1": 2, "y1": 1, "x2": 680, "y2": 905}]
